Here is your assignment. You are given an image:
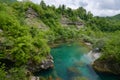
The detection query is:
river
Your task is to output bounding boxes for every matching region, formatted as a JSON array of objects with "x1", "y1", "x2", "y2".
[{"x1": 38, "y1": 43, "x2": 120, "y2": 80}]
